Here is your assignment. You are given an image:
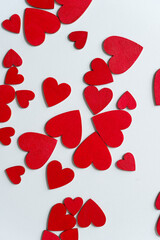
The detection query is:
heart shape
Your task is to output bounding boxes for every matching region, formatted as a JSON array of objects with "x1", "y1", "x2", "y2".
[
  {"x1": 84, "y1": 86, "x2": 113, "y2": 114},
  {"x1": 60, "y1": 229, "x2": 78, "y2": 240},
  {"x1": 47, "y1": 161, "x2": 74, "y2": 189},
  {"x1": 92, "y1": 110, "x2": 132, "y2": 148},
  {"x1": 5, "y1": 166, "x2": 25, "y2": 184},
  {"x1": 5, "y1": 67, "x2": 24, "y2": 85},
  {"x1": 154, "y1": 69, "x2": 160, "y2": 105},
  {"x1": 0, "y1": 127, "x2": 15, "y2": 145},
  {"x1": 69, "y1": 31, "x2": 88, "y2": 49},
  {"x1": 45, "y1": 110, "x2": 82, "y2": 149},
  {"x1": 0, "y1": 104, "x2": 12, "y2": 123},
  {"x1": 77, "y1": 199, "x2": 106, "y2": 227},
  {"x1": 117, "y1": 91, "x2": 137, "y2": 110},
  {"x1": 16, "y1": 90, "x2": 35, "y2": 108},
  {"x1": 103, "y1": 36, "x2": 143, "y2": 74},
  {"x1": 56, "y1": 0, "x2": 92, "y2": 24},
  {"x1": 47, "y1": 203, "x2": 76, "y2": 231},
  {"x1": 155, "y1": 193, "x2": 160, "y2": 210},
  {"x1": 43, "y1": 77, "x2": 71, "y2": 107},
  {"x1": 42, "y1": 231, "x2": 60, "y2": 240},
  {"x1": 18, "y1": 132, "x2": 57, "y2": 169},
  {"x1": 2, "y1": 14, "x2": 21, "y2": 33},
  {"x1": 24, "y1": 8, "x2": 61, "y2": 46},
  {"x1": 73, "y1": 132, "x2": 112, "y2": 170},
  {"x1": 84, "y1": 58, "x2": 113, "y2": 85},
  {"x1": 26, "y1": 0, "x2": 54, "y2": 9},
  {"x1": 116, "y1": 153, "x2": 136, "y2": 171},
  {"x1": 3, "y1": 49, "x2": 22, "y2": 68},
  {"x1": 64, "y1": 197, "x2": 83, "y2": 215},
  {"x1": 0, "y1": 85, "x2": 15, "y2": 104}
]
